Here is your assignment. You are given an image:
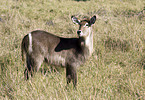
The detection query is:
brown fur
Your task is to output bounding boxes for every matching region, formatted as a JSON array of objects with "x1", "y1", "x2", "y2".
[{"x1": 21, "y1": 16, "x2": 96, "y2": 87}]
